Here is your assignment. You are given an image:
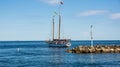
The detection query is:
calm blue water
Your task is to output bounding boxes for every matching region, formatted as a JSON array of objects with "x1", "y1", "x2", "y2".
[{"x1": 0, "y1": 40, "x2": 120, "y2": 67}]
